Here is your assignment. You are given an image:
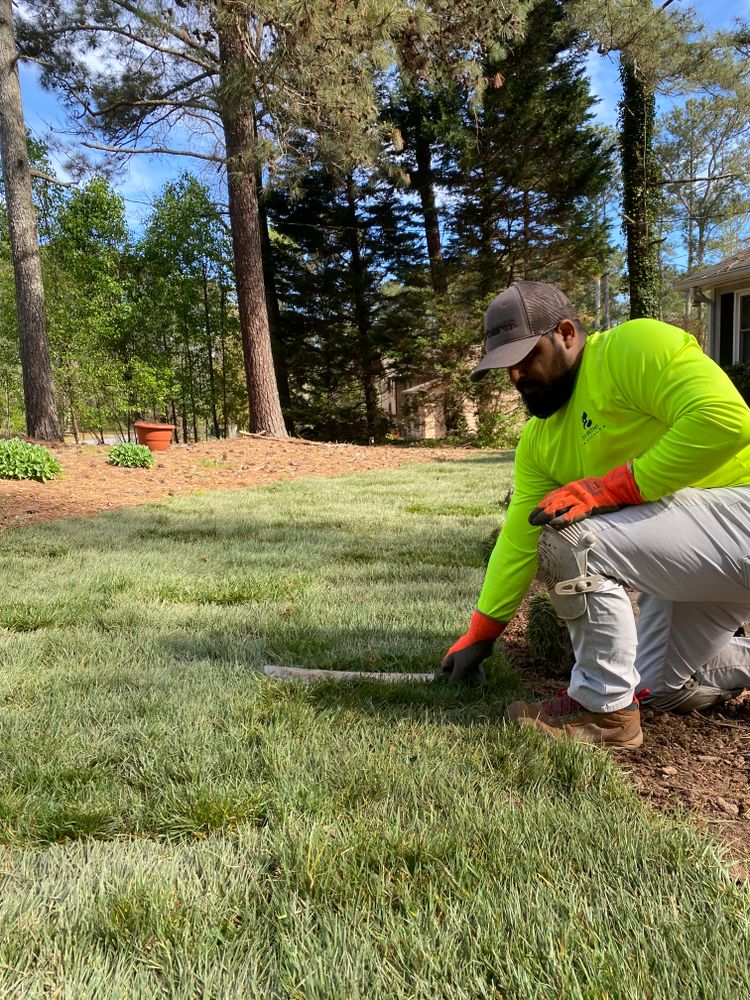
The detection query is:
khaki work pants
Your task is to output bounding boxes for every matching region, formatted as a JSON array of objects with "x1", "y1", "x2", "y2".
[{"x1": 556, "y1": 486, "x2": 750, "y2": 713}]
